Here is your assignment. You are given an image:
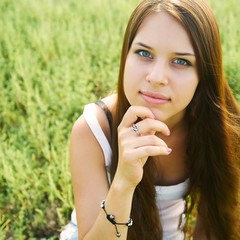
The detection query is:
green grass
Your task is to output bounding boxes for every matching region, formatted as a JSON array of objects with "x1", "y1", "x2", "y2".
[{"x1": 0, "y1": 0, "x2": 239, "y2": 239}]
